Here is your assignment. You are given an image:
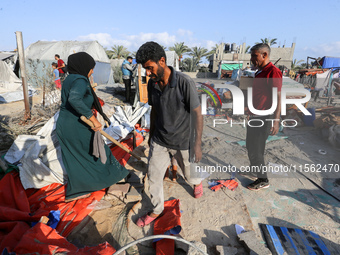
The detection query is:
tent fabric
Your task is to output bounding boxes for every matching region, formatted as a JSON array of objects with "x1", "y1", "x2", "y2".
[
  {"x1": 320, "y1": 56, "x2": 340, "y2": 69},
  {"x1": 0, "y1": 60, "x2": 37, "y2": 104},
  {"x1": 25, "y1": 41, "x2": 109, "y2": 63},
  {"x1": 165, "y1": 51, "x2": 179, "y2": 71},
  {"x1": 0, "y1": 61, "x2": 21, "y2": 88},
  {"x1": 12, "y1": 223, "x2": 115, "y2": 255},
  {"x1": 24, "y1": 40, "x2": 113, "y2": 86},
  {"x1": 0, "y1": 171, "x2": 108, "y2": 253},
  {"x1": 4, "y1": 112, "x2": 67, "y2": 189}
]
